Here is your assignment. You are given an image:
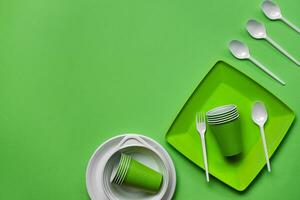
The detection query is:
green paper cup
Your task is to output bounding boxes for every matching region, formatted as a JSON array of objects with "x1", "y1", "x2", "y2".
[
  {"x1": 122, "y1": 156, "x2": 163, "y2": 193},
  {"x1": 209, "y1": 117, "x2": 242, "y2": 156}
]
